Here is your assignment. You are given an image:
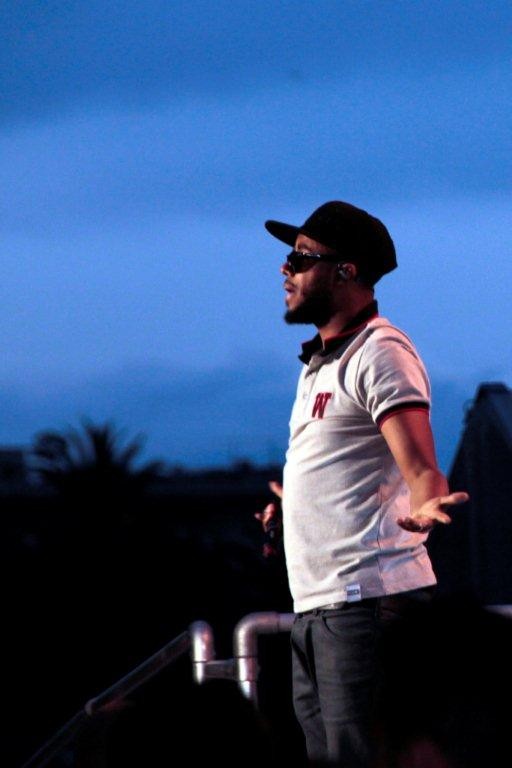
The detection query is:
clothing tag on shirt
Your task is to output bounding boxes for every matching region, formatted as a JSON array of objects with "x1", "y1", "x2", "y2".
[{"x1": 346, "y1": 584, "x2": 362, "y2": 602}]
